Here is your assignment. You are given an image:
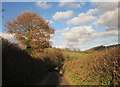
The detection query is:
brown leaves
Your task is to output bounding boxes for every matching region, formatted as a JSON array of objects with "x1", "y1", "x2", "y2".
[
  {"x1": 62, "y1": 46, "x2": 120, "y2": 85},
  {"x1": 5, "y1": 11, "x2": 54, "y2": 51}
]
